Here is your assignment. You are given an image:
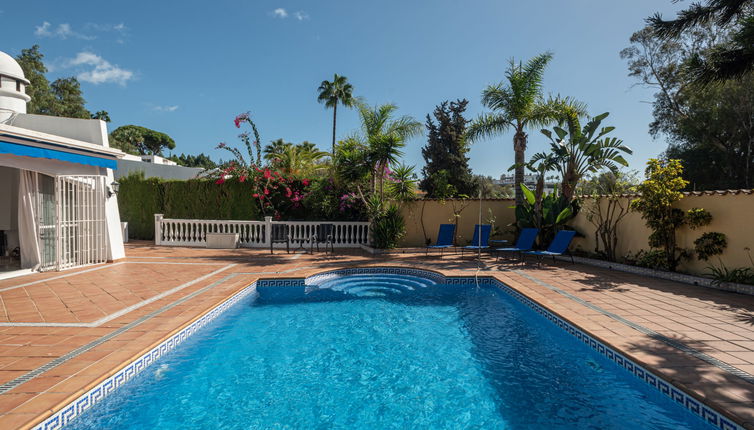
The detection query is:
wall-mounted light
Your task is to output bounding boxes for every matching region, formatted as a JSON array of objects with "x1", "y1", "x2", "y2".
[{"x1": 108, "y1": 181, "x2": 120, "y2": 198}]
